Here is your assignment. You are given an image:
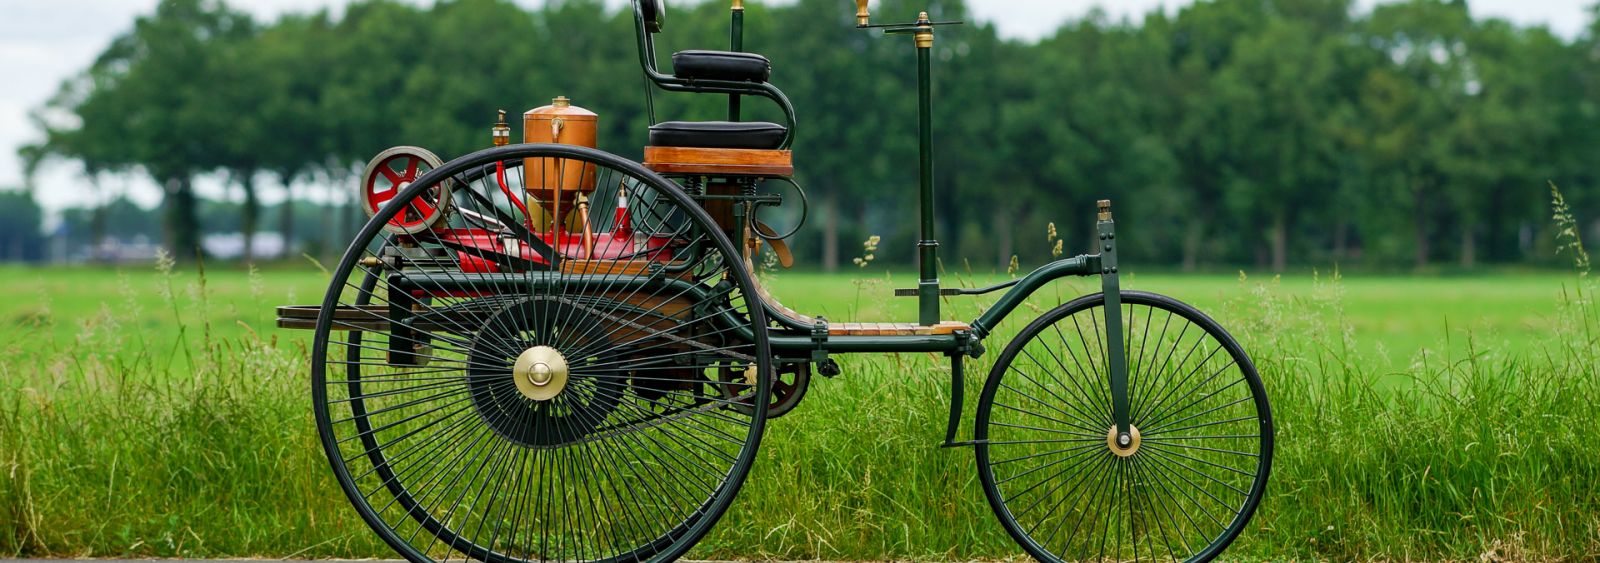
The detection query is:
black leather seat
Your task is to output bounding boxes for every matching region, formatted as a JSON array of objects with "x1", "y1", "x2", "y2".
[
  {"x1": 649, "y1": 121, "x2": 787, "y2": 150},
  {"x1": 672, "y1": 50, "x2": 771, "y2": 82}
]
